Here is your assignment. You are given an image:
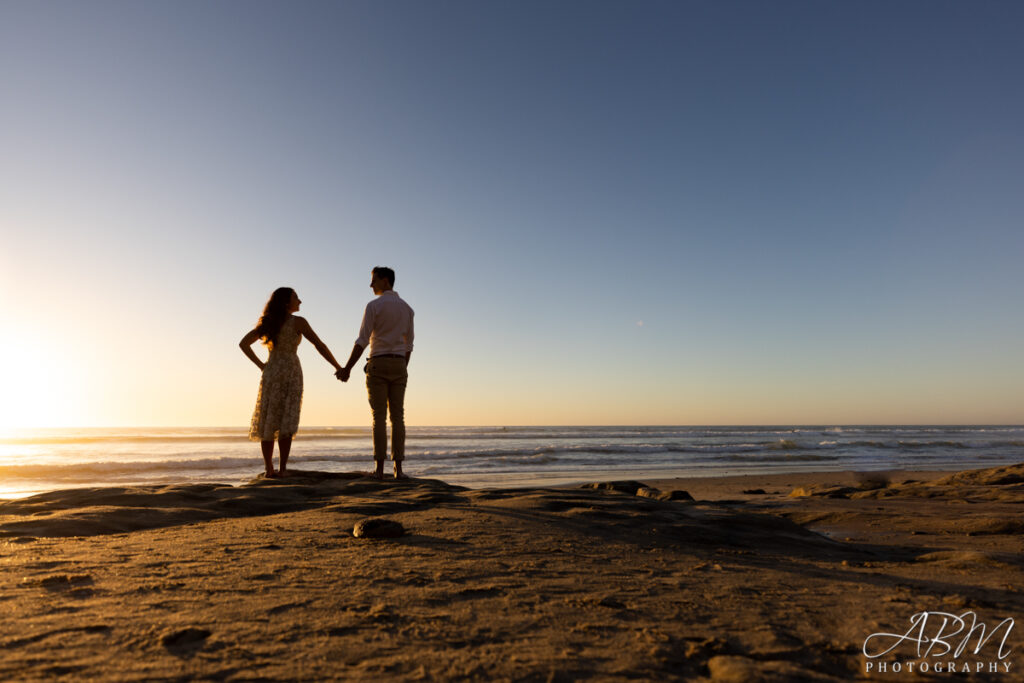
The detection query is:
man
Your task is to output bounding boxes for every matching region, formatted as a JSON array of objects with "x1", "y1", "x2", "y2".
[{"x1": 336, "y1": 267, "x2": 414, "y2": 480}]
